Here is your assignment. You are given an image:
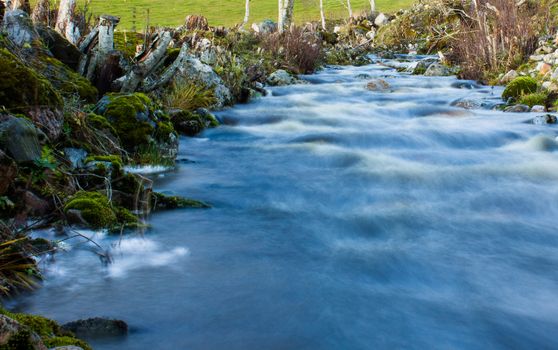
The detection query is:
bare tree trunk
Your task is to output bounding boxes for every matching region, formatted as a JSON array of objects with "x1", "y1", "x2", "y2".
[
  {"x1": 278, "y1": 0, "x2": 294, "y2": 33},
  {"x1": 10, "y1": 0, "x2": 30, "y2": 13},
  {"x1": 120, "y1": 31, "x2": 173, "y2": 92},
  {"x1": 347, "y1": 0, "x2": 353, "y2": 18},
  {"x1": 31, "y1": 0, "x2": 49, "y2": 25},
  {"x1": 319, "y1": 0, "x2": 326, "y2": 30},
  {"x1": 144, "y1": 42, "x2": 189, "y2": 91},
  {"x1": 369, "y1": 0, "x2": 375, "y2": 12},
  {"x1": 241, "y1": 0, "x2": 249, "y2": 27},
  {"x1": 55, "y1": 0, "x2": 80, "y2": 45}
]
